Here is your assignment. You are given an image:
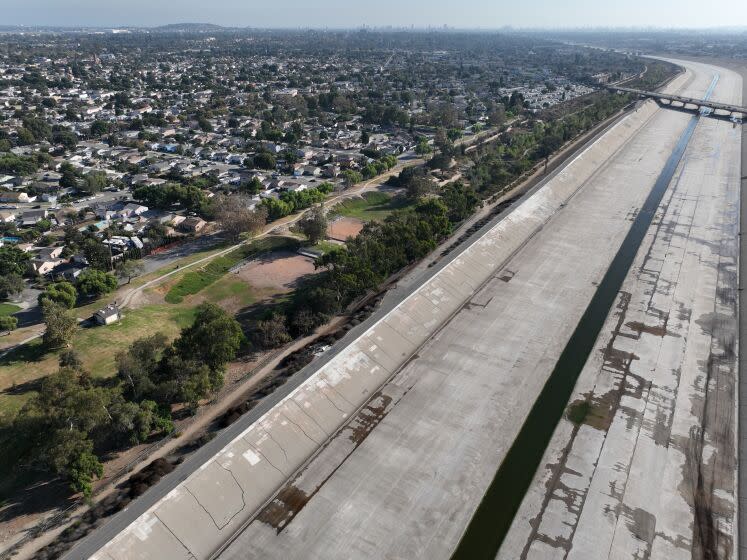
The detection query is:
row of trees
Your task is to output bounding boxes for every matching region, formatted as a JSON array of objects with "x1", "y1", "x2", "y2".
[
  {"x1": 0, "y1": 151, "x2": 51, "y2": 176},
  {"x1": 246, "y1": 181, "x2": 480, "y2": 349},
  {"x1": 360, "y1": 154, "x2": 398, "y2": 180},
  {"x1": 261, "y1": 182, "x2": 334, "y2": 220},
  {"x1": 468, "y1": 92, "x2": 631, "y2": 197}
]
